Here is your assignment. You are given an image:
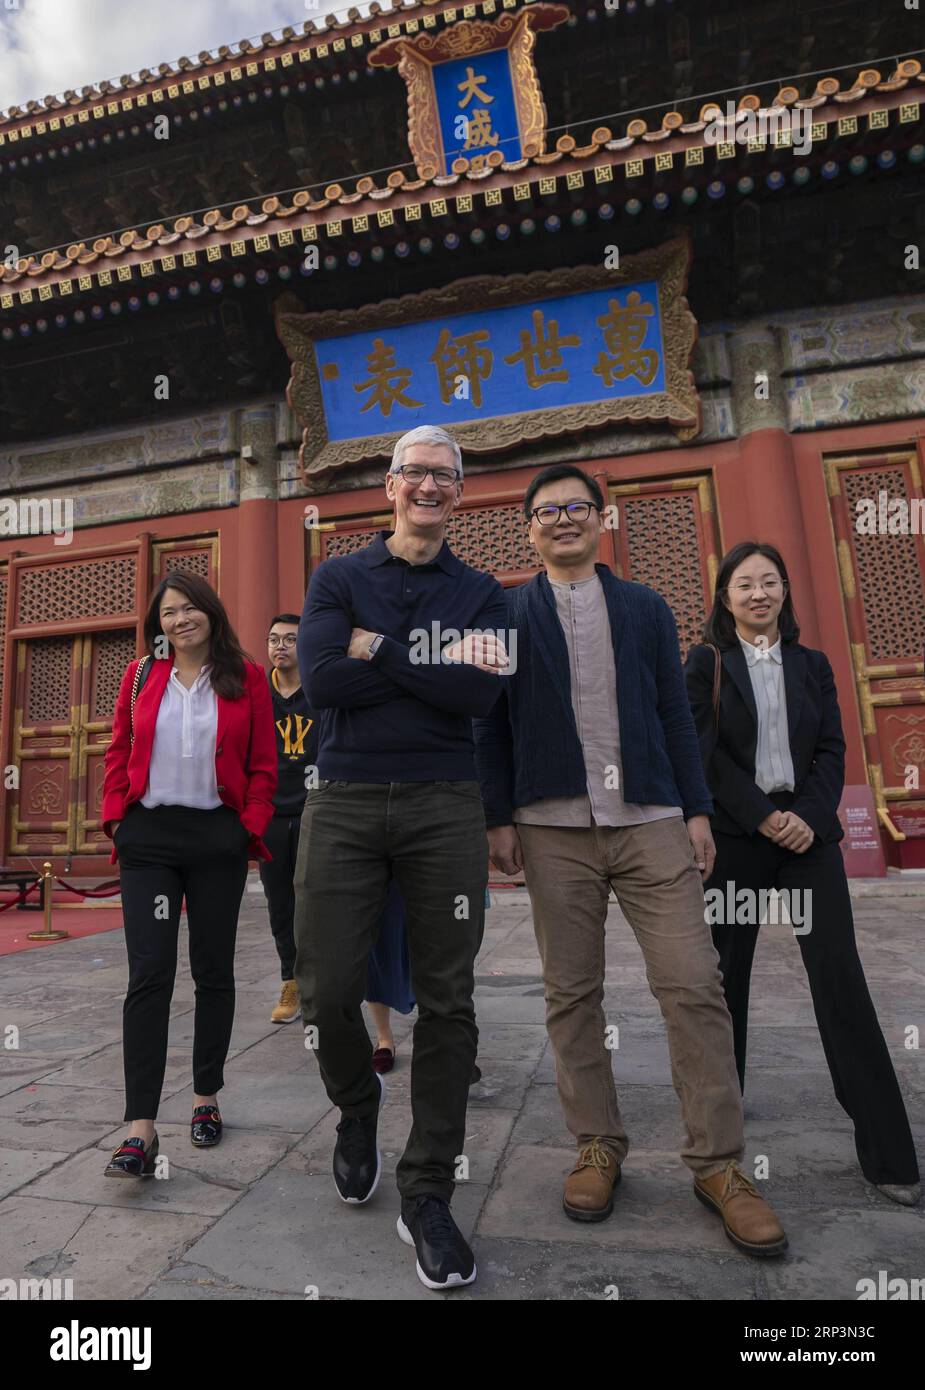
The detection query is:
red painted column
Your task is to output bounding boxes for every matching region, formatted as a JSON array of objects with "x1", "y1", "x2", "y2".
[
  {"x1": 235, "y1": 405, "x2": 280, "y2": 662},
  {"x1": 721, "y1": 327, "x2": 819, "y2": 646},
  {"x1": 237, "y1": 497, "x2": 278, "y2": 662},
  {"x1": 735, "y1": 429, "x2": 818, "y2": 644}
]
